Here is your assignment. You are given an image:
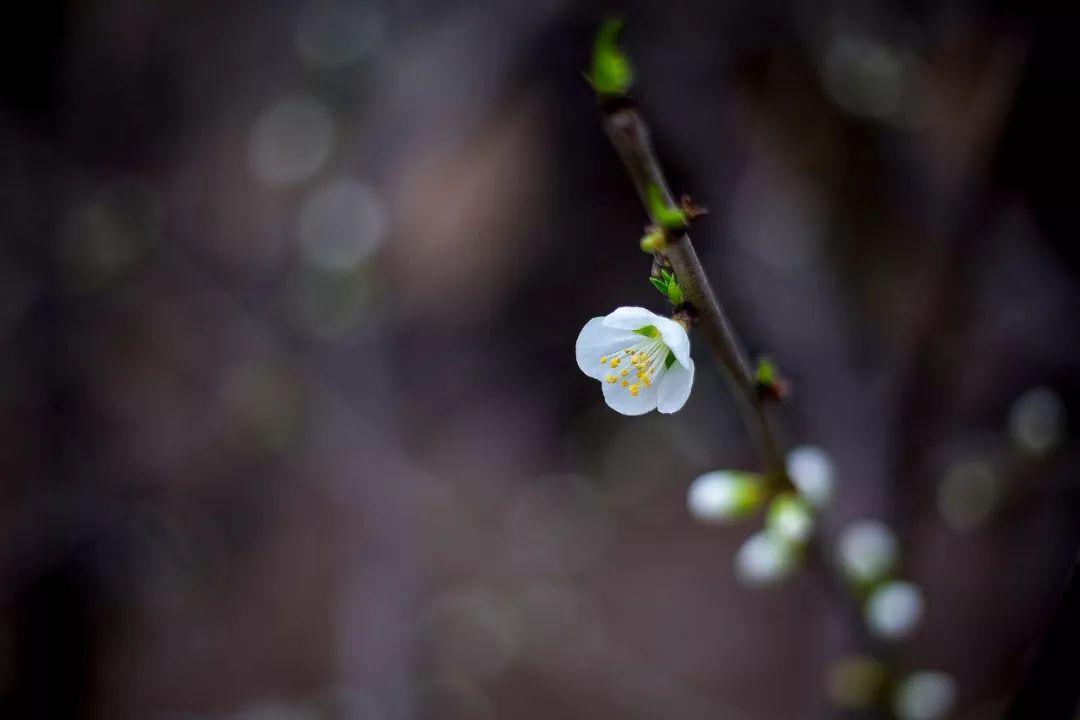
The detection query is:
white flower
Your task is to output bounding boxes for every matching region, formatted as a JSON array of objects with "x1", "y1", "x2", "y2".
[
  {"x1": 785, "y1": 444, "x2": 836, "y2": 508},
  {"x1": 734, "y1": 530, "x2": 798, "y2": 586},
  {"x1": 767, "y1": 493, "x2": 815, "y2": 543},
  {"x1": 575, "y1": 306, "x2": 695, "y2": 416},
  {"x1": 894, "y1": 671, "x2": 956, "y2": 720},
  {"x1": 836, "y1": 519, "x2": 899, "y2": 586},
  {"x1": 1008, "y1": 386, "x2": 1065, "y2": 455},
  {"x1": 865, "y1": 580, "x2": 924, "y2": 640},
  {"x1": 687, "y1": 470, "x2": 764, "y2": 523}
]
